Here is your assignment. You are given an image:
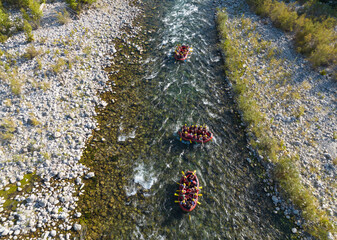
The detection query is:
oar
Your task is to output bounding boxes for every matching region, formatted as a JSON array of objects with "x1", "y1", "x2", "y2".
[
  {"x1": 174, "y1": 201, "x2": 180, "y2": 203},
  {"x1": 197, "y1": 201, "x2": 201, "y2": 205},
  {"x1": 174, "y1": 193, "x2": 179, "y2": 196},
  {"x1": 198, "y1": 186, "x2": 203, "y2": 189},
  {"x1": 198, "y1": 194, "x2": 203, "y2": 196},
  {"x1": 193, "y1": 170, "x2": 196, "y2": 175},
  {"x1": 181, "y1": 171, "x2": 185, "y2": 176}
]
